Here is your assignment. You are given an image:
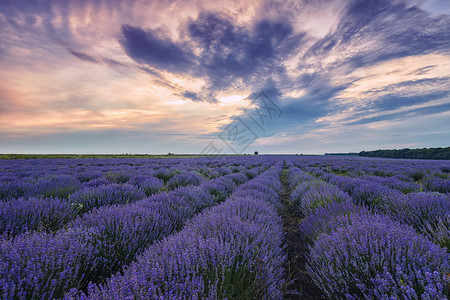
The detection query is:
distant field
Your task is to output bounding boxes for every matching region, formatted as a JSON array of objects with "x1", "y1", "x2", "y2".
[{"x1": 0, "y1": 154, "x2": 244, "y2": 159}]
